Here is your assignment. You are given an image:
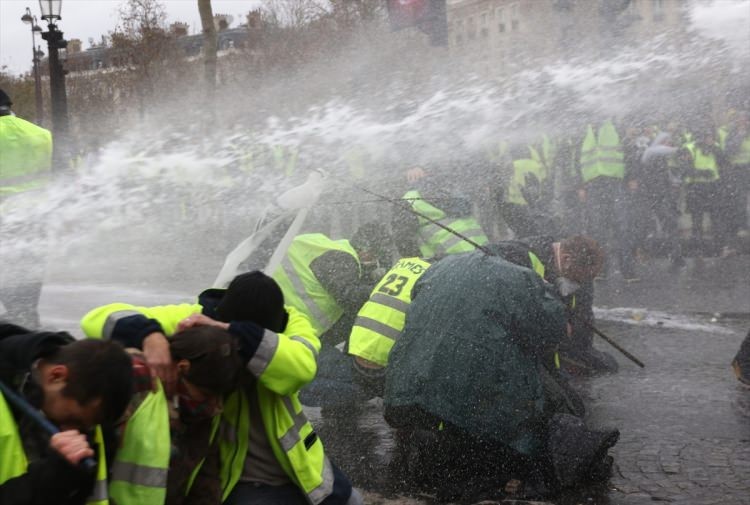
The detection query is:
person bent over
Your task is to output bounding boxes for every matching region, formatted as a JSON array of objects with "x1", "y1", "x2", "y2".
[
  {"x1": 0, "y1": 322, "x2": 133, "y2": 505},
  {"x1": 383, "y1": 253, "x2": 618, "y2": 502},
  {"x1": 81, "y1": 271, "x2": 362, "y2": 505}
]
